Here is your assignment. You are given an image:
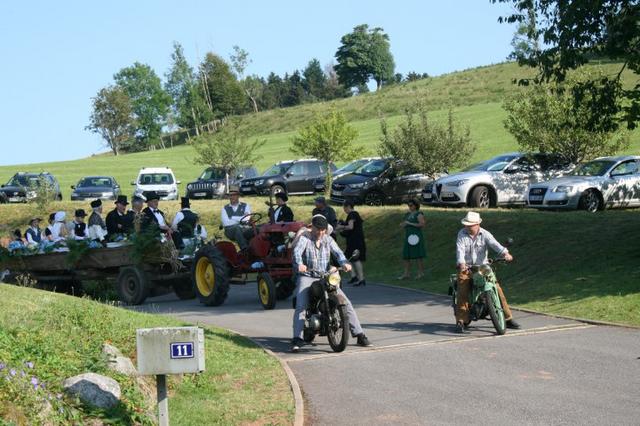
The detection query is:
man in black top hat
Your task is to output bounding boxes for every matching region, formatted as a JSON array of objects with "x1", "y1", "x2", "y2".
[
  {"x1": 272, "y1": 192, "x2": 294, "y2": 223},
  {"x1": 69, "y1": 209, "x2": 88, "y2": 240},
  {"x1": 171, "y1": 197, "x2": 201, "y2": 238},
  {"x1": 88, "y1": 199, "x2": 106, "y2": 229},
  {"x1": 141, "y1": 191, "x2": 171, "y2": 234},
  {"x1": 106, "y1": 195, "x2": 134, "y2": 239}
]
